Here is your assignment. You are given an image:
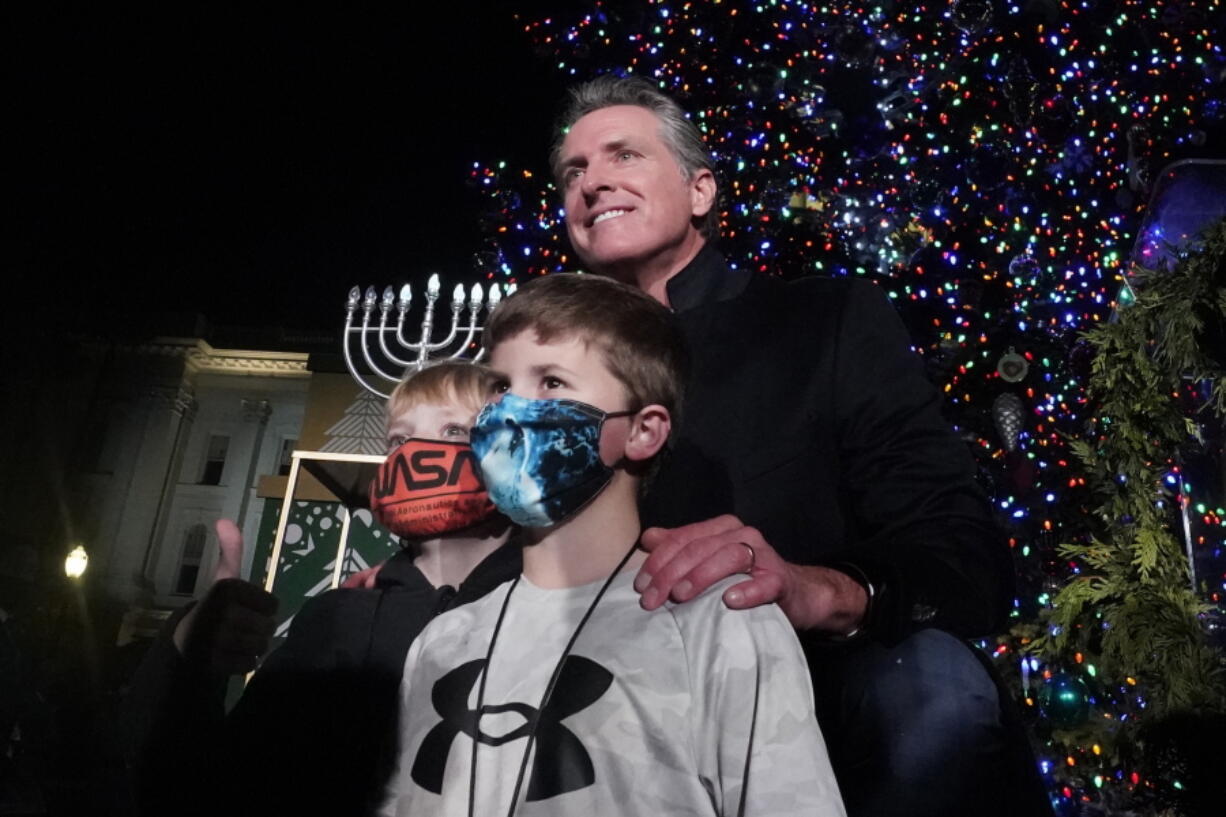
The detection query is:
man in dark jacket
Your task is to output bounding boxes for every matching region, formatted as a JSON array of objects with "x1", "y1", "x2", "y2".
[{"x1": 551, "y1": 75, "x2": 1047, "y2": 817}]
